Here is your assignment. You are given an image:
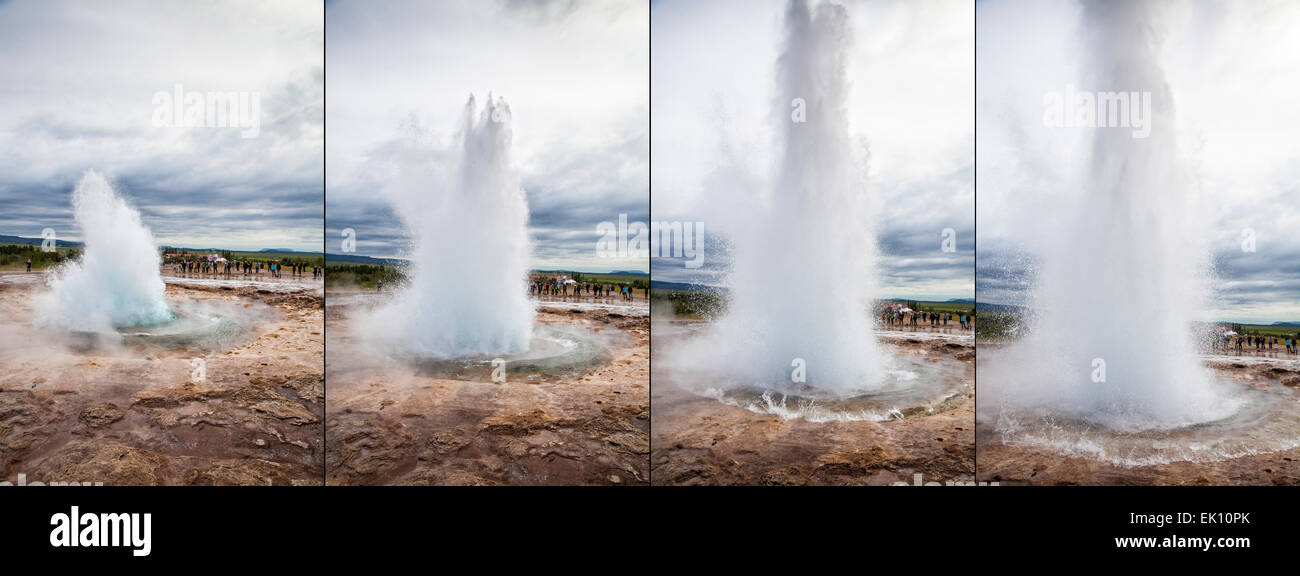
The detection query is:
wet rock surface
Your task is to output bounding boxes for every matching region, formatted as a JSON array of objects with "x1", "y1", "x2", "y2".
[
  {"x1": 976, "y1": 359, "x2": 1300, "y2": 485},
  {"x1": 651, "y1": 330, "x2": 976, "y2": 485},
  {"x1": 326, "y1": 302, "x2": 650, "y2": 485},
  {"x1": 0, "y1": 277, "x2": 324, "y2": 485}
]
